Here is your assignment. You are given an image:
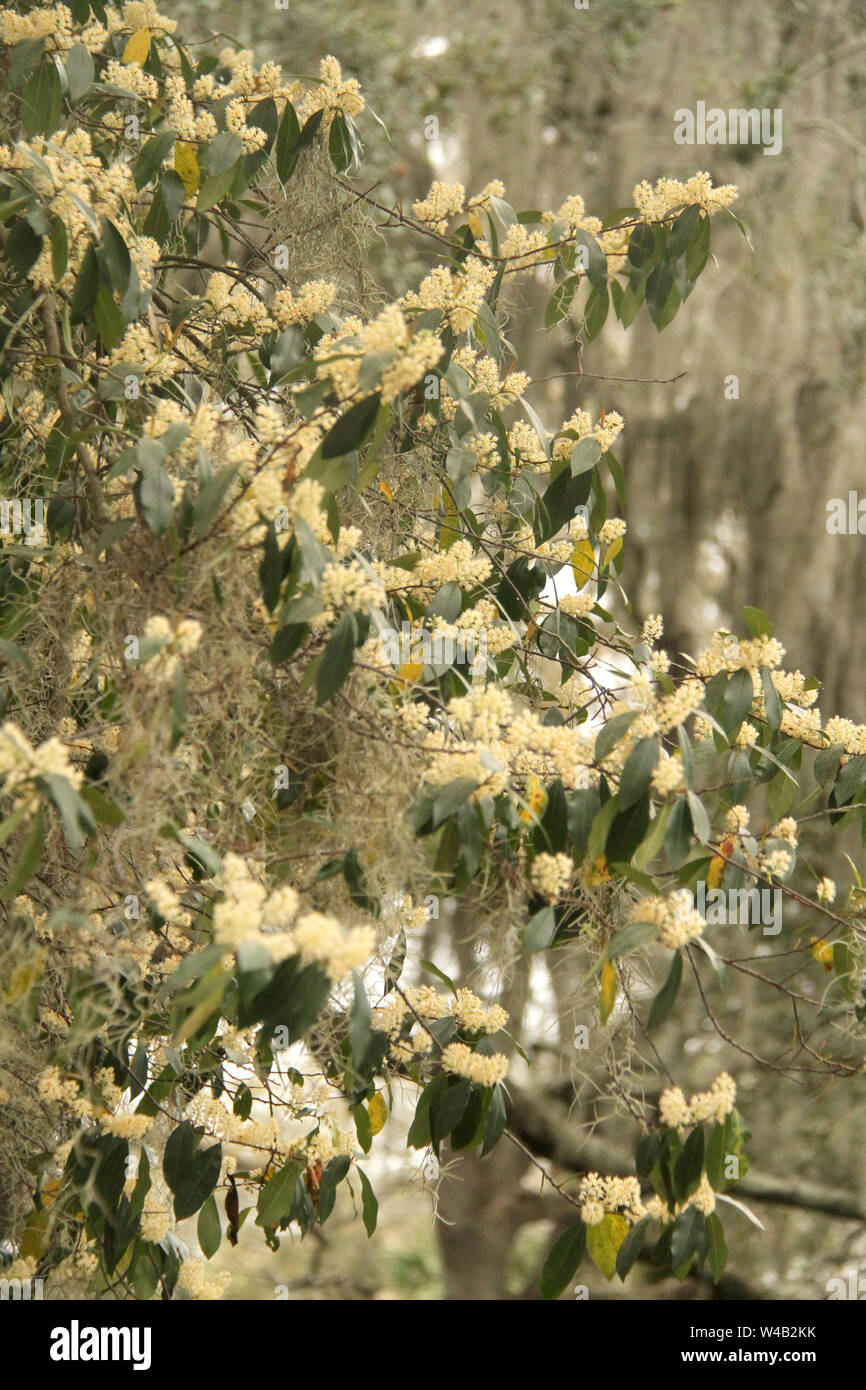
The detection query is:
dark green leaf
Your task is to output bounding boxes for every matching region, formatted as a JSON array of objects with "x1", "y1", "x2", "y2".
[
  {"x1": 134, "y1": 459, "x2": 175, "y2": 534},
  {"x1": 540, "y1": 1221, "x2": 586, "y2": 1299},
  {"x1": 523, "y1": 904, "x2": 557, "y2": 954},
  {"x1": 65, "y1": 44, "x2": 94, "y2": 102},
  {"x1": 328, "y1": 112, "x2": 354, "y2": 172},
  {"x1": 164, "y1": 1123, "x2": 222, "y2": 1220},
  {"x1": 481, "y1": 1083, "x2": 507, "y2": 1155},
  {"x1": 357, "y1": 1167, "x2": 378, "y2": 1236},
  {"x1": 647, "y1": 951, "x2": 682, "y2": 1030},
  {"x1": 133, "y1": 131, "x2": 177, "y2": 191},
  {"x1": 666, "y1": 204, "x2": 701, "y2": 260},
  {"x1": 256, "y1": 1158, "x2": 305, "y2": 1228},
  {"x1": 616, "y1": 1215, "x2": 649, "y2": 1280},
  {"x1": 674, "y1": 1126, "x2": 705, "y2": 1201},
  {"x1": 197, "y1": 1194, "x2": 221, "y2": 1258},
  {"x1": 583, "y1": 283, "x2": 609, "y2": 340},
  {"x1": 6, "y1": 219, "x2": 42, "y2": 275},
  {"x1": 321, "y1": 393, "x2": 382, "y2": 459},
  {"x1": 275, "y1": 99, "x2": 301, "y2": 181},
  {"x1": 317, "y1": 1154, "x2": 351, "y2": 1223},
  {"x1": 21, "y1": 61, "x2": 62, "y2": 136},
  {"x1": 627, "y1": 223, "x2": 655, "y2": 268},
  {"x1": 619, "y1": 736, "x2": 659, "y2": 810},
  {"x1": 100, "y1": 218, "x2": 132, "y2": 296},
  {"x1": 315, "y1": 611, "x2": 357, "y2": 705},
  {"x1": 707, "y1": 1211, "x2": 727, "y2": 1282}
]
